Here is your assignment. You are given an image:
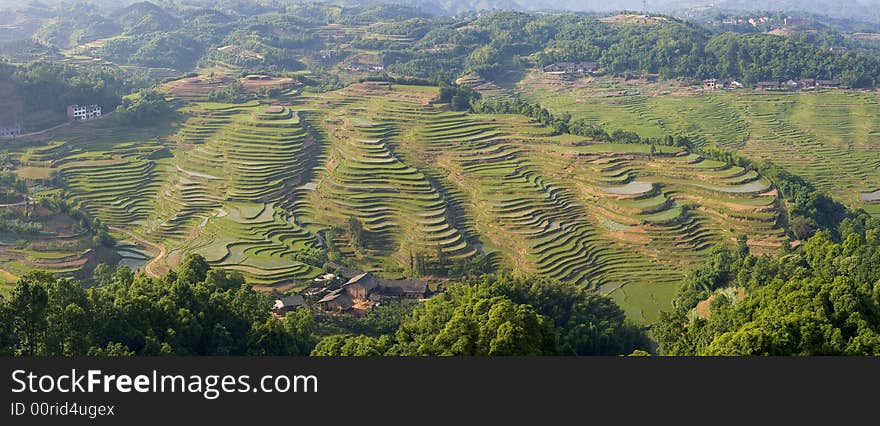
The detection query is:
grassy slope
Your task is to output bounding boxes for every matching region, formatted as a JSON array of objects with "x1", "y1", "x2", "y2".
[{"x1": 517, "y1": 72, "x2": 880, "y2": 212}]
